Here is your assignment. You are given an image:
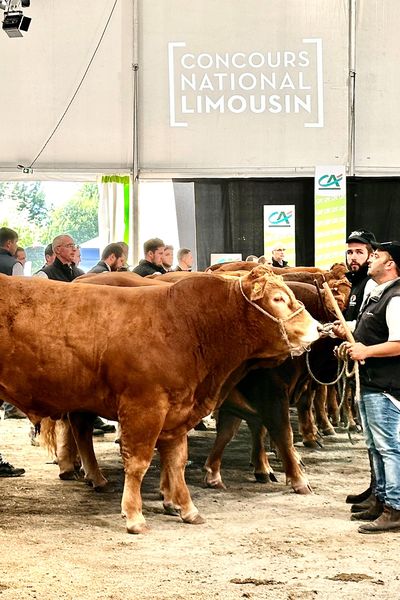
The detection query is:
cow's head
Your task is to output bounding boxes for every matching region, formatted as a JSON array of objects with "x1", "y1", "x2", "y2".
[{"x1": 240, "y1": 266, "x2": 321, "y2": 356}]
